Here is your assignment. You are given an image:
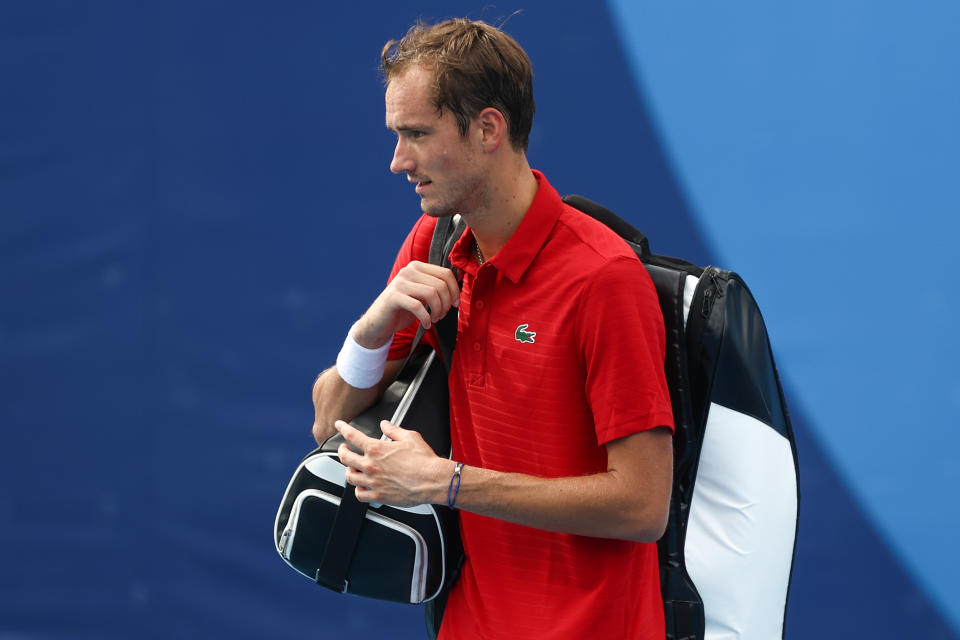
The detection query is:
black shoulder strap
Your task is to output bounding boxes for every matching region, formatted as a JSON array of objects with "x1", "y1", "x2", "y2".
[
  {"x1": 562, "y1": 194, "x2": 651, "y2": 258},
  {"x1": 314, "y1": 484, "x2": 367, "y2": 593},
  {"x1": 316, "y1": 216, "x2": 465, "y2": 597},
  {"x1": 422, "y1": 214, "x2": 465, "y2": 640},
  {"x1": 430, "y1": 214, "x2": 464, "y2": 267}
]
